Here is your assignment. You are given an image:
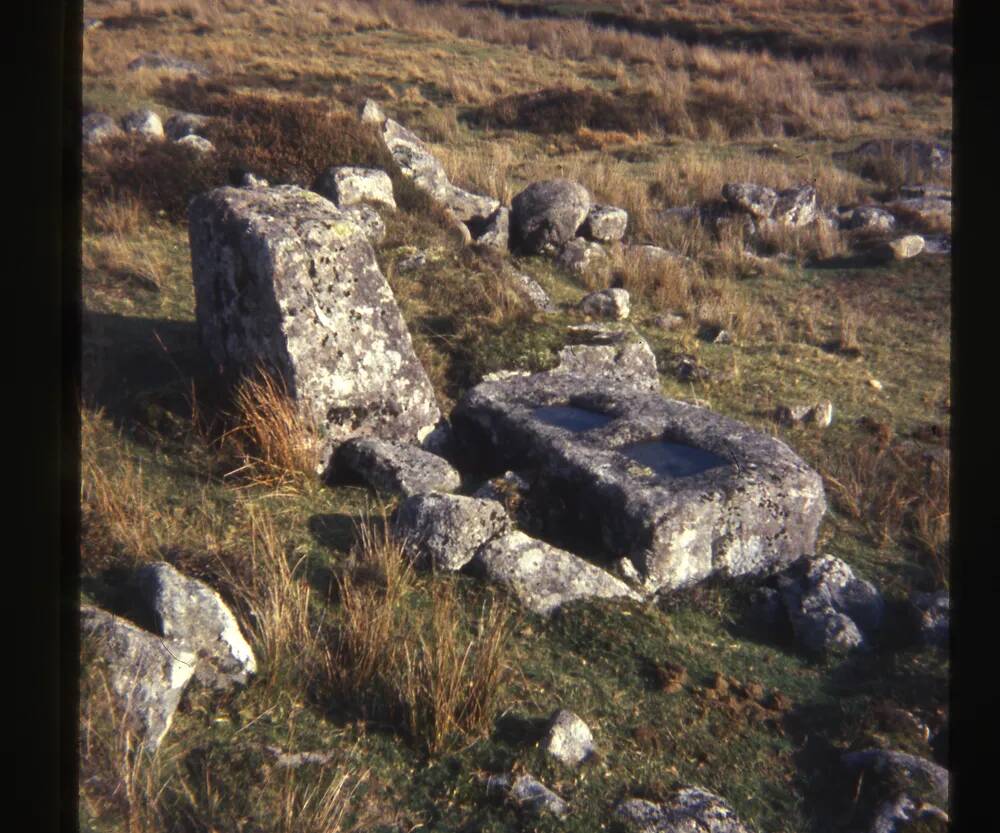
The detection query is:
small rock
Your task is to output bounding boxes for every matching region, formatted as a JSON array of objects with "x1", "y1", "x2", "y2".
[
  {"x1": 868, "y1": 378, "x2": 884, "y2": 390},
  {"x1": 397, "y1": 251, "x2": 427, "y2": 272},
  {"x1": 335, "y1": 438, "x2": 461, "y2": 497},
  {"x1": 557, "y1": 238, "x2": 609, "y2": 279},
  {"x1": 543, "y1": 710, "x2": 595, "y2": 766},
  {"x1": 511, "y1": 179, "x2": 592, "y2": 254},
  {"x1": 552, "y1": 337, "x2": 659, "y2": 394},
  {"x1": 358, "y1": 98, "x2": 386, "y2": 125},
  {"x1": 393, "y1": 492, "x2": 511, "y2": 571},
  {"x1": 721, "y1": 183, "x2": 778, "y2": 219},
  {"x1": 176, "y1": 134, "x2": 215, "y2": 154},
  {"x1": 579, "y1": 287, "x2": 630, "y2": 320},
  {"x1": 121, "y1": 109, "x2": 165, "y2": 140},
  {"x1": 506, "y1": 269, "x2": 556, "y2": 312},
  {"x1": 845, "y1": 205, "x2": 897, "y2": 233},
  {"x1": 883, "y1": 234, "x2": 926, "y2": 260},
  {"x1": 615, "y1": 787, "x2": 753, "y2": 833},
  {"x1": 580, "y1": 204, "x2": 628, "y2": 242},
  {"x1": 82, "y1": 112, "x2": 123, "y2": 145},
  {"x1": 240, "y1": 172, "x2": 270, "y2": 188},
  {"x1": 265, "y1": 747, "x2": 335, "y2": 768},
  {"x1": 509, "y1": 774, "x2": 570, "y2": 818},
  {"x1": 312, "y1": 166, "x2": 396, "y2": 212},
  {"x1": 775, "y1": 185, "x2": 818, "y2": 227},
  {"x1": 472, "y1": 206, "x2": 510, "y2": 252}
]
